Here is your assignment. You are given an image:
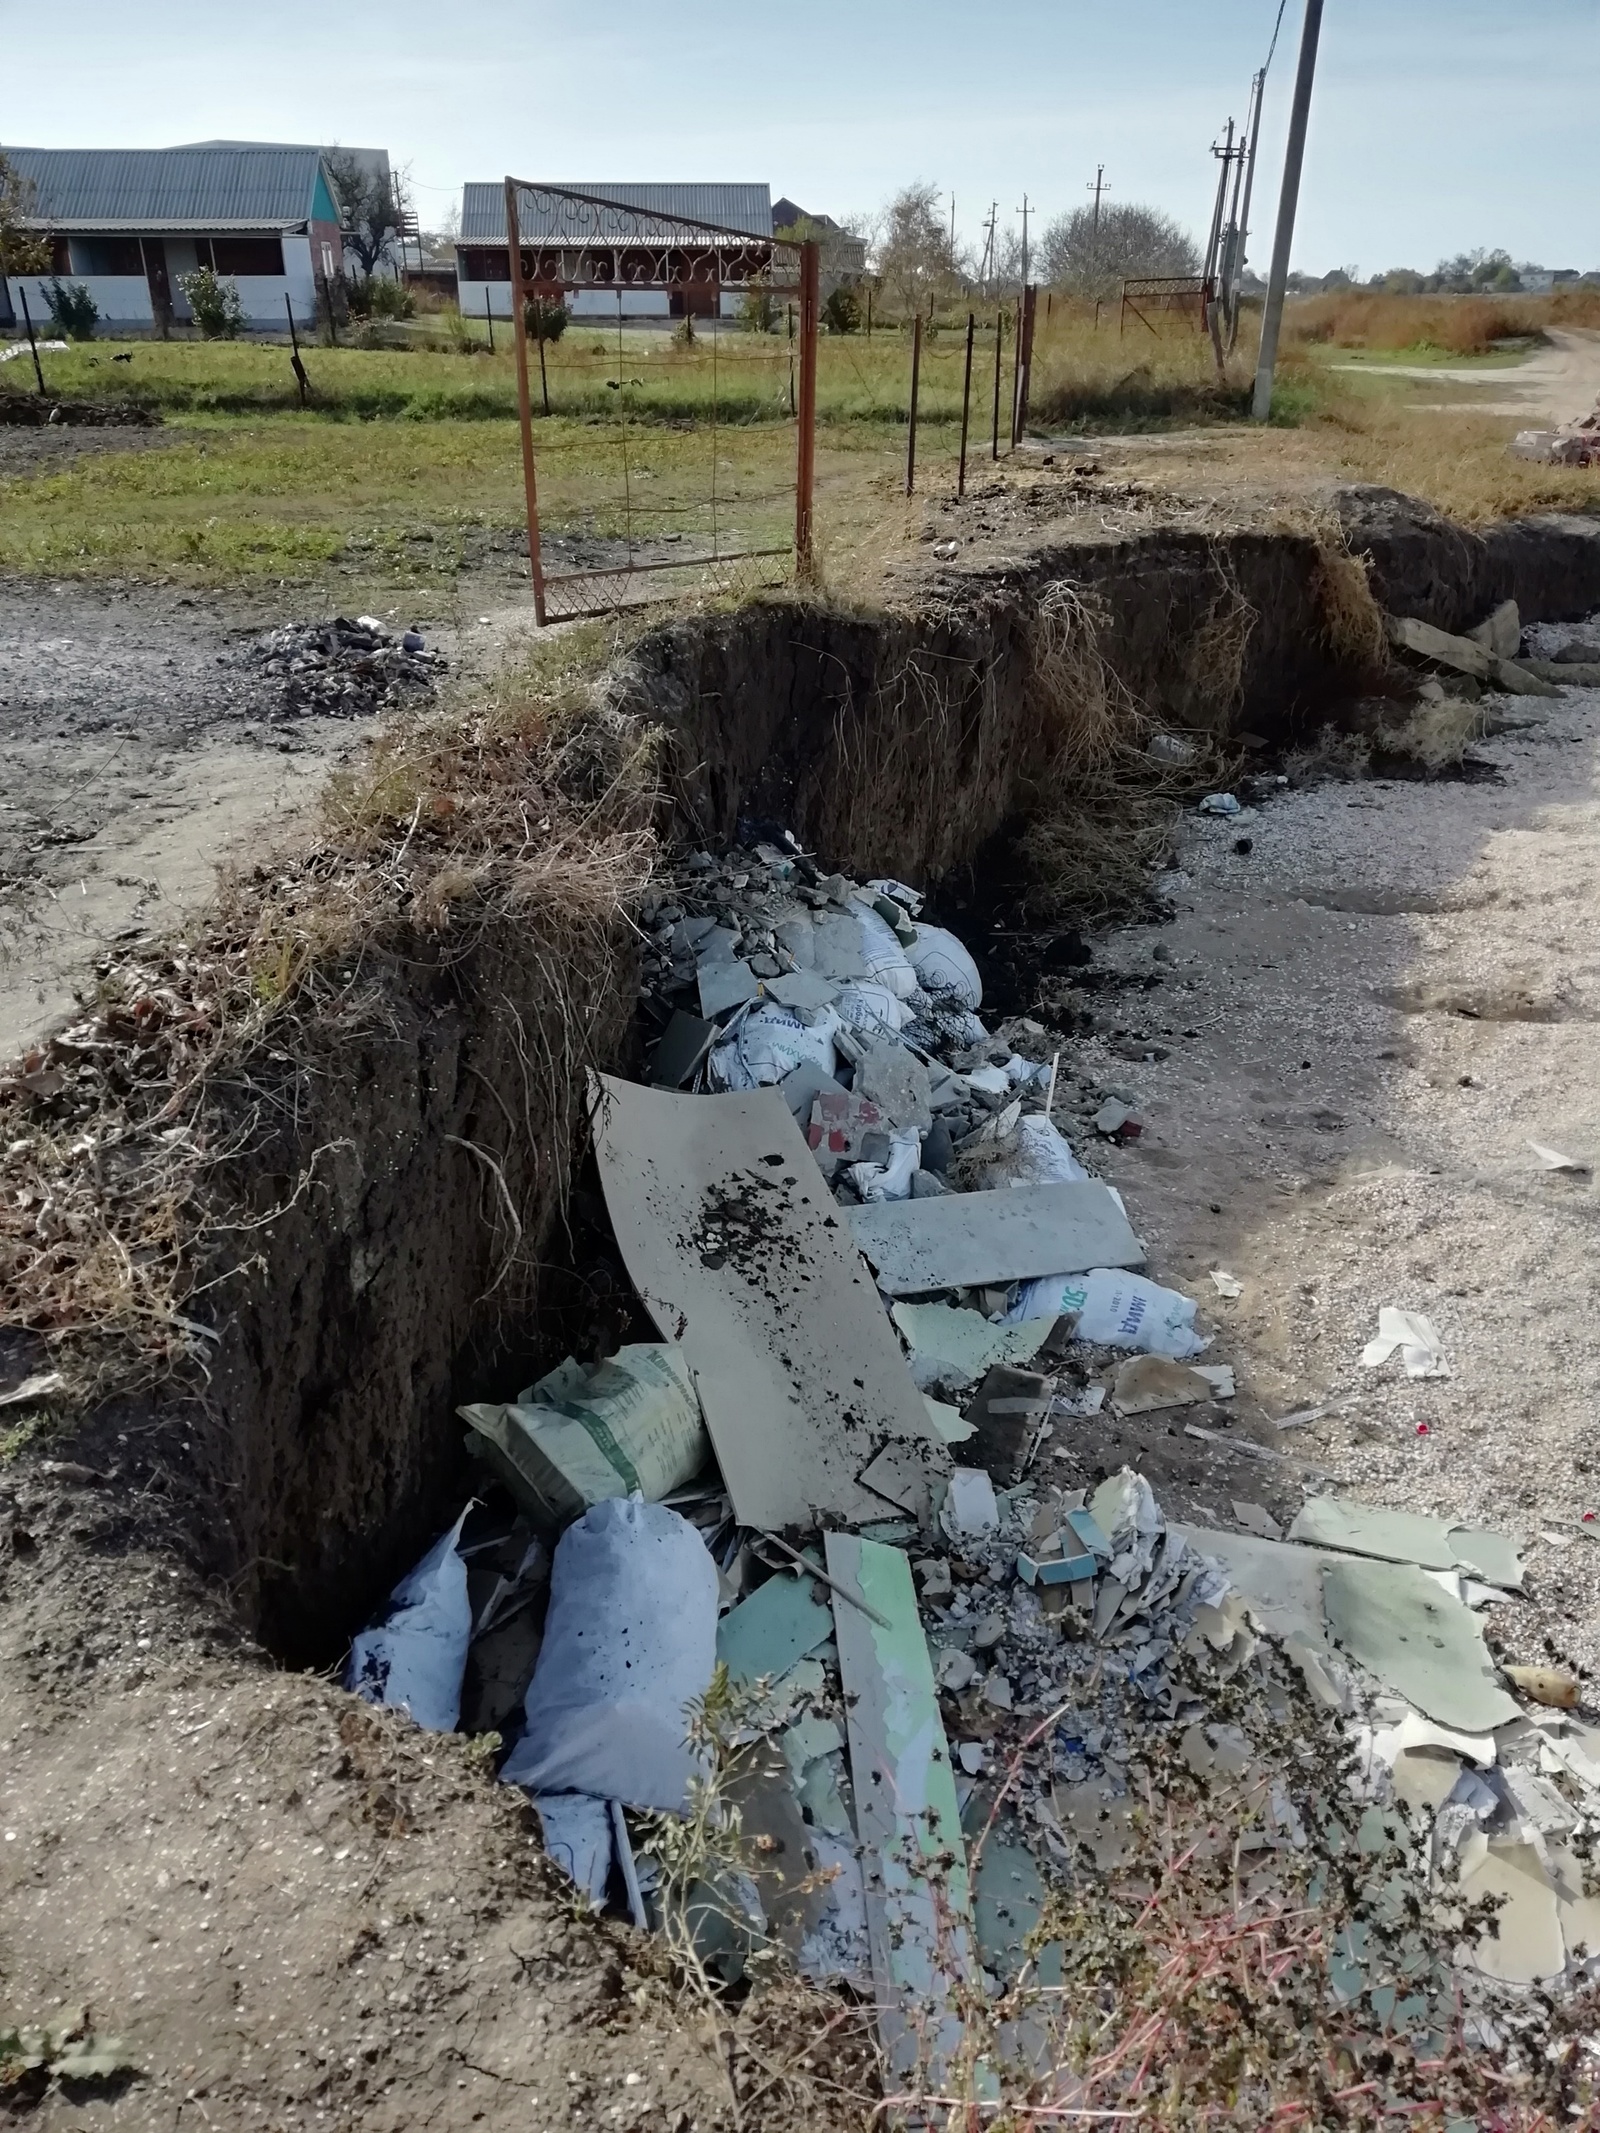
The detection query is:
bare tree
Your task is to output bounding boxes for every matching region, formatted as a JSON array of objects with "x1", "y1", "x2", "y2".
[
  {"x1": 0, "y1": 152, "x2": 50, "y2": 278},
  {"x1": 871, "y1": 181, "x2": 958, "y2": 317},
  {"x1": 325, "y1": 150, "x2": 409, "y2": 280},
  {"x1": 1038, "y1": 202, "x2": 1199, "y2": 299}
]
